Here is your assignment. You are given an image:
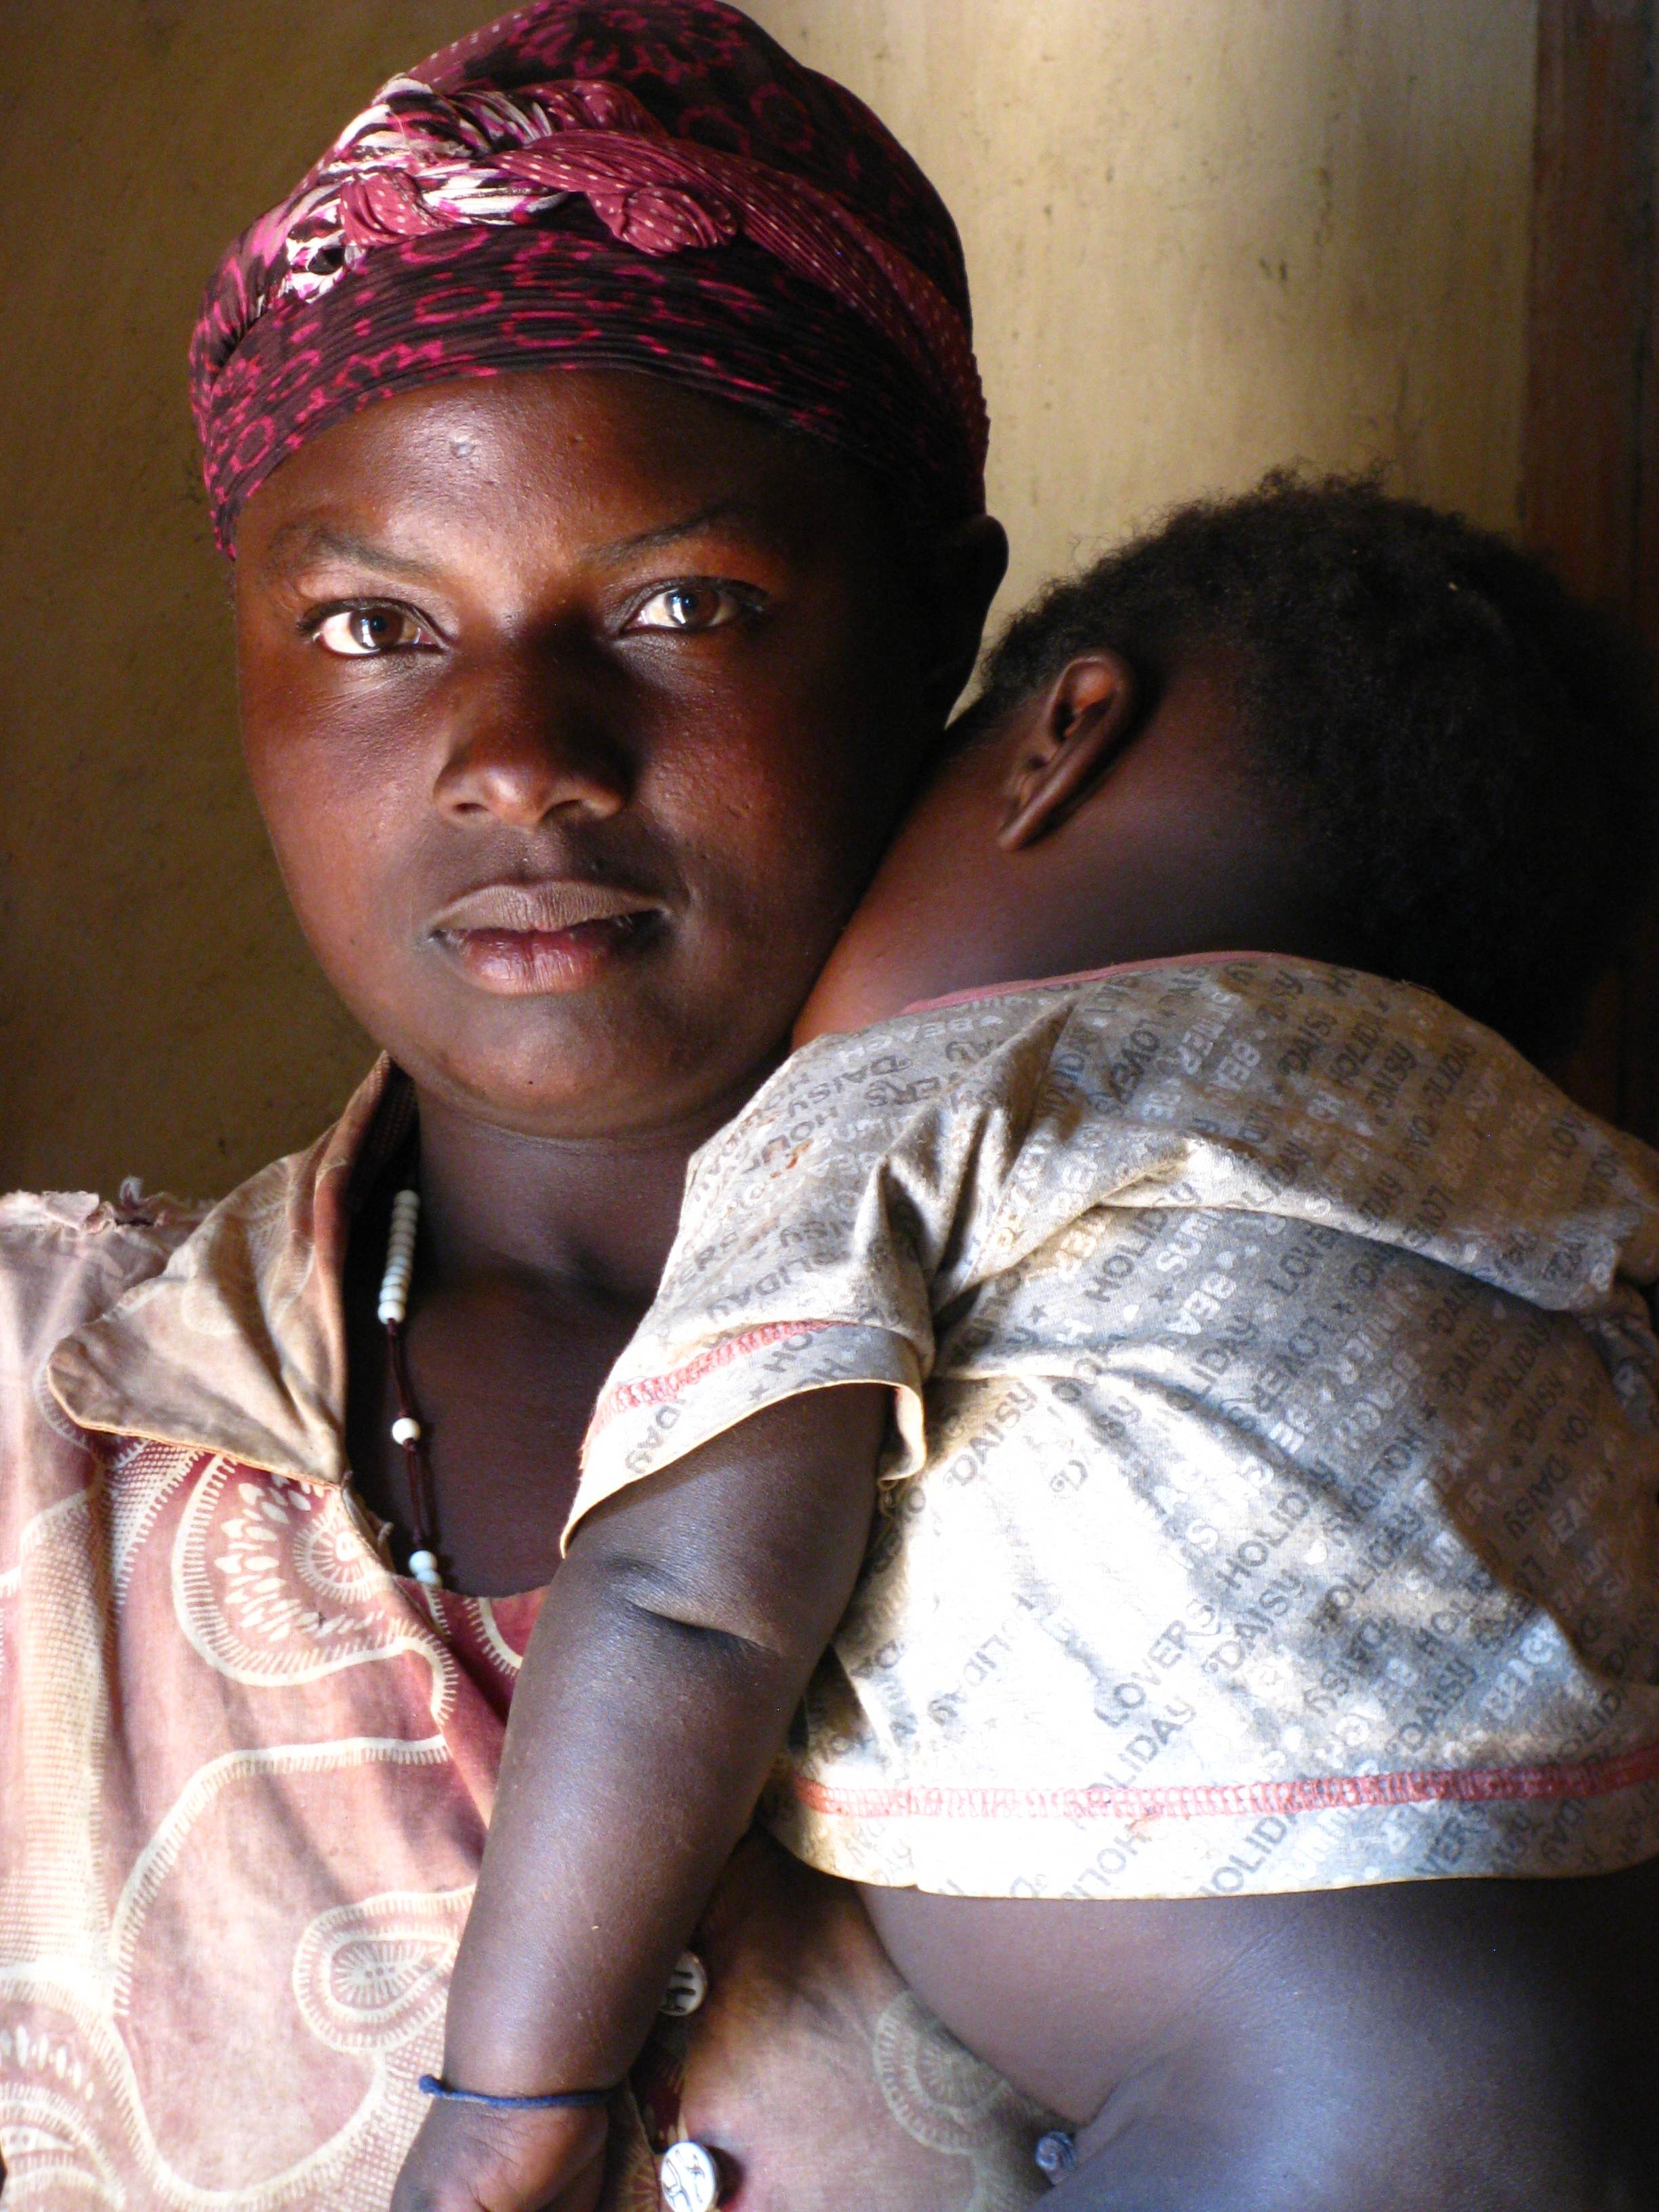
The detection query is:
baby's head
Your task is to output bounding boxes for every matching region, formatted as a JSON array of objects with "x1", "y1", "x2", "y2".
[{"x1": 800, "y1": 473, "x2": 1656, "y2": 1065}]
